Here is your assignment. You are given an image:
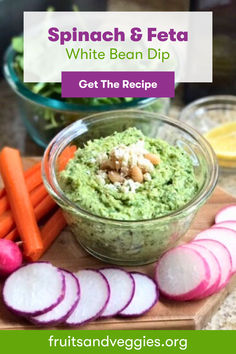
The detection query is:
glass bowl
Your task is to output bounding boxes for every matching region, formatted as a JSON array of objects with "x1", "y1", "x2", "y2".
[
  {"x1": 179, "y1": 95, "x2": 236, "y2": 171},
  {"x1": 42, "y1": 110, "x2": 218, "y2": 266},
  {"x1": 3, "y1": 45, "x2": 170, "y2": 148}
]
